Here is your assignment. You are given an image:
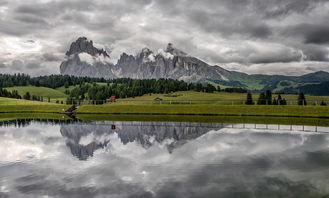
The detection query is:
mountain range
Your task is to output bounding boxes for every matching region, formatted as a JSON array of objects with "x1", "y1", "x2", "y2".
[{"x1": 60, "y1": 37, "x2": 329, "y2": 94}]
